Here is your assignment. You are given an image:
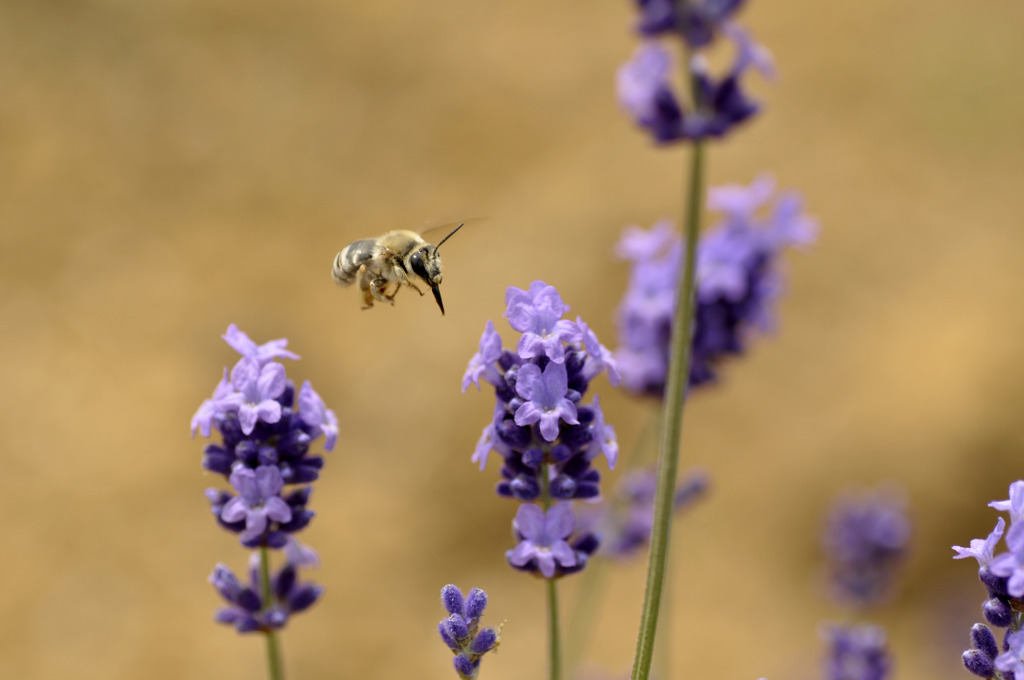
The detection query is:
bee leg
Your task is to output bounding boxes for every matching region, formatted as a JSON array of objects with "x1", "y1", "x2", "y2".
[
  {"x1": 369, "y1": 276, "x2": 395, "y2": 306},
  {"x1": 356, "y1": 265, "x2": 376, "y2": 309}
]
